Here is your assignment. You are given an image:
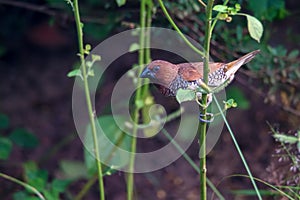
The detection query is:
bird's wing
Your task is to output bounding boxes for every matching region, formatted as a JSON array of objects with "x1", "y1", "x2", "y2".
[
  {"x1": 178, "y1": 62, "x2": 225, "y2": 81},
  {"x1": 178, "y1": 63, "x2": 203, "y2": 81}
]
